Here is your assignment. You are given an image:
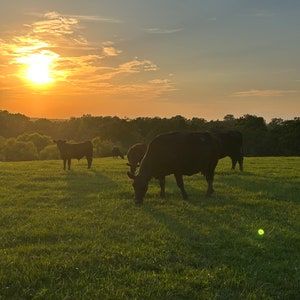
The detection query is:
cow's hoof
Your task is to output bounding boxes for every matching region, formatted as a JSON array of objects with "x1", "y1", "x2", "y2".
[
  {"x1": 134, "y1": 199, "x2": 143, "y2": 205},
  {"x1": 182, "y1": 193, "x2": 188, "y2": 201},
  {"x1": 205, "y1": 190, "x2": 214, "y2": 197}
]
